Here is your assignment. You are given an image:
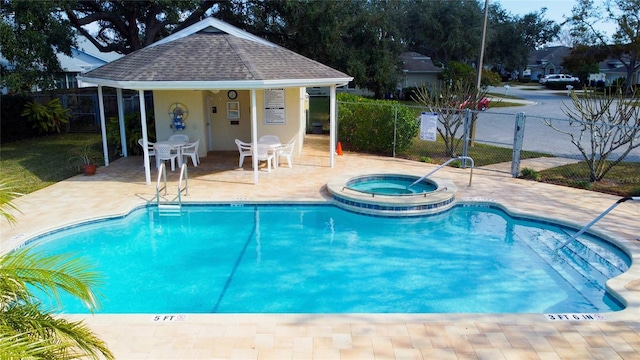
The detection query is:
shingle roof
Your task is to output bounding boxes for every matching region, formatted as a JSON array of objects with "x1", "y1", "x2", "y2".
[
  {"x1": 82, "y1": 26, "x2": 351, "y2": 88},
  {"x1": 400, "y1": 52, "x2": 442, "y2": 73},
  {"x1": 527, "y1": 46, "x2": 571, "y2": 66}
]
